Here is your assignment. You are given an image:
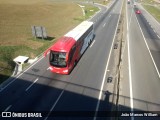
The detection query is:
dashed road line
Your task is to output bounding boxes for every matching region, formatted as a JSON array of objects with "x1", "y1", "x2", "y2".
[
  {"x1": 25, "y1": 78, "x2": 39, "y2": 91},
  {"x1": 103, "y1": 23, "x2": 106, "y2": 27},
  {"x1": 94, "y1": 0, "x2": 123, "y2": 119},
  {"x1": 44, "y1": 90, "x2": 64, "y2": 120},
  {"x1": 4, "y1": 105, "x2": 12, "y2": 112},
  {"x1": 153, "y1": 29, "x2": 156, "y2": 33},
  {"x1": 90, "y1": 40, "x2": 95, "y2": 48},
  {"x1": 47, "y1": 67, "x2": 50, "y2": 70}
]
